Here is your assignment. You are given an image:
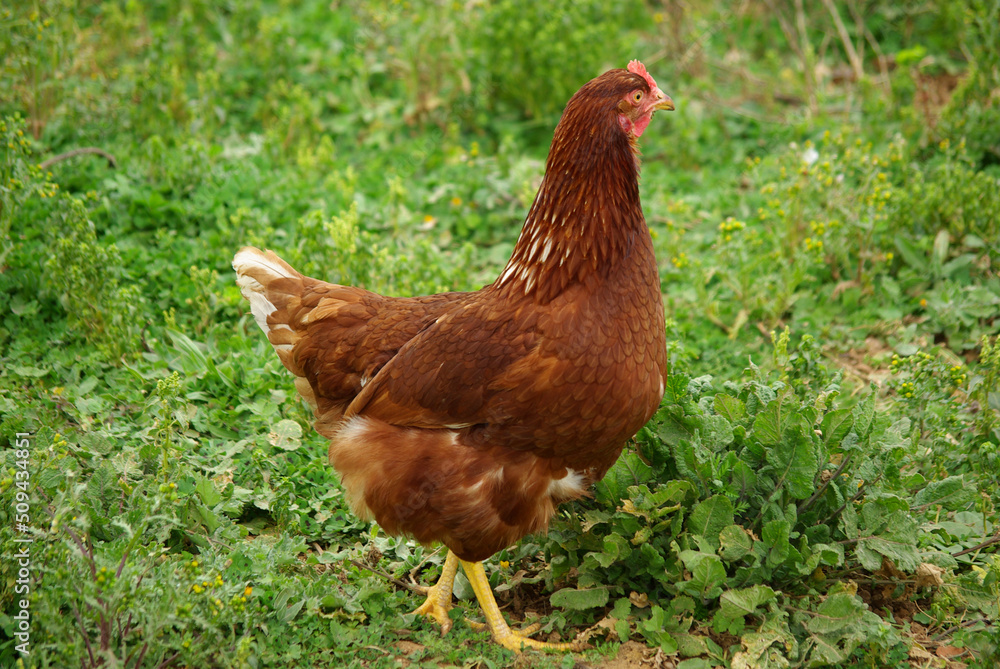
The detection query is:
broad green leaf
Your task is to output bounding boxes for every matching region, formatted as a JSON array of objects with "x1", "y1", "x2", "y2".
[
  {"x1": 753, "y1": 399, "x2": 786, "y2": 445},
  {"x1": 320, "y1": 593, "x2": 348, "y2": 610},
  {"x1": 12, "y1": 364, "x2": 48, "y2": 377},
  {"x1": 270, "y1": 419, "x2": 302, "y2": 450},
  {"x1": 765, "y1": 423, "x2": 818, "y2": 500},
  {"x1": 714, "y1": 393, "x2": 746, "y2": 423},
  {"x1": 805, "y1": 592, "x2": 864, "y2": 634},
  {"x1": 731, "y1": 624, "x2": 796, "y2": 669},
  {"x1": 86, "y1": 462, "x2": 115, "y2": 511},
  {"x1": 281, "y1": 597, "x2": 305, "y2": 623},
  {"x1": 812, "y1": 543, "x2": 845, "y2": 567},
  {"x1": 595, "y1": 451, "x2": 654, "y2": 506},
  {"x1": 657, "y1": 406, "x2": 700, "y2": 447},
  {"x1": 639, "y1": 542, "x2": 666, "y2": 573},
  {"x1": 729, "y1": 460, "x2": 757, "y2": 496},
  {"x1": 820, "y1": 408, "x2": 853, "y2": 447},
  {"x1": 932, "y1": 228, "x2": 950, "y2": 266},
  {"x1": 913, "y1": 475, "x2": 976, "y2": 510},
  {"x1": 663, "y1": 373, "x2": 691, "y2": 404},
  {"x1": 804, "y1": 632, "x2": 852, "y2": 666},
  {"x1": 719, "y1": 524, "x2": 753, "y2": 561},
  {"x1": 687, "y1": 374, "x2": 715, "y2": 396},
  {"x1": 701, "y1": 414, "x2": 734, "y2": 451},
  {"x1": 851, "y1": 387, "x2": 876, "y2": 441},
  {"x1": 76, "y1": 396, "x2": 108, "y2": 416},
  {"x1": 194, "y1": 503, "x2": 221, "y2": 533},
  {"x1": 894, "y1": 233, "x2": 926, "y2": 269},
  {"x1": 688, "y1": 495, "x2": 734, "y2": 549},
  {"x1": 195, "y1": 475, "x2": 222, "y2": 506},
  {"x1": 677, "y1": 659, "x2": 714, "y2": 669},
  {"x1": 611, "y1": 597, "x2": 631, "y2": 619},
  {"x1": 167, "y1": 328, "x2": 210, "y2": 373},
  {"x1": 763, "y1": 519, "x2": 791, "y2": 568},
  {"x1": 638, "y1": 606, "x2": 679, "y2": 652},
  {"x1": 857, "y1": 509, "x2": 920, "y2": 571},
  {"x1": 841, "y1": 502, "x2": 858, "y2": 539},
  {"x1": 77, "y1": 376, "x2": 99, "y2": 395},
  {"x1": 594, "y1": 533, "x2": 630, "y2": 567},
  {"x1": 719, "y1": 585, "x2": 777, "y2": 619},
  {"x1": 650, "y1": 479, "x2": 699, "y2": 506},
  {"x1": 677, "y1": 551, "x2": 726, "y2": 600},
  {"x1": 875, "y1": 417, "x2": 911, "y2": 452},
  {"x1": 674, "y1": 633, "x2": 717, "y2": 659},
  {"x1": 550, "y1": 586, "x2": 610, "y2": 611},
  {"x1": 632, "y1": 526, "x2": 653, "y2": 545}
]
